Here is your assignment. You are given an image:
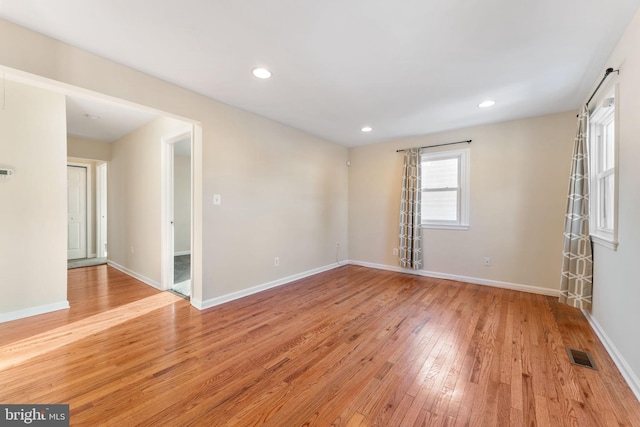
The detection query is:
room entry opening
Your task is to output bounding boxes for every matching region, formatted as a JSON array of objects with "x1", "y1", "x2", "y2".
[{"x1": 161, "y1": 128, "x2": 193, "y2": 299}]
